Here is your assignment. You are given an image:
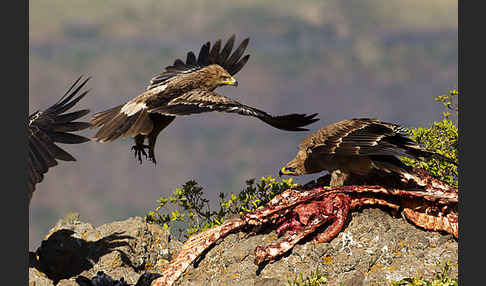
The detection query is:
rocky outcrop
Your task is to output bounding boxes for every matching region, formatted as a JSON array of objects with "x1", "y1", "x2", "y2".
[
  {"x1": 29, "y1": 212, "x2": 181, "y2": 286},
  {"x1": 29, "y1": 208, "x2": 457, "y2": 286}
]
